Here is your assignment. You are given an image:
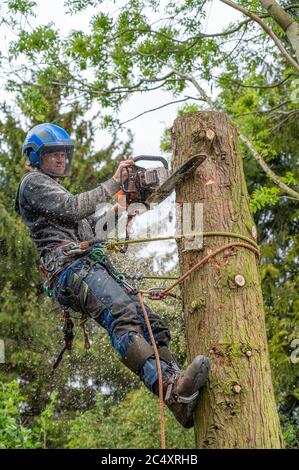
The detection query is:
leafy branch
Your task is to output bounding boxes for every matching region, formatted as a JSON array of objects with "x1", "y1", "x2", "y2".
[
  {"x1": 220, "y1": 0, "x2": 299, "y2": 73},
  {"x1": 153, "y1": 58, "x2": 299, "y2": 201}
]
